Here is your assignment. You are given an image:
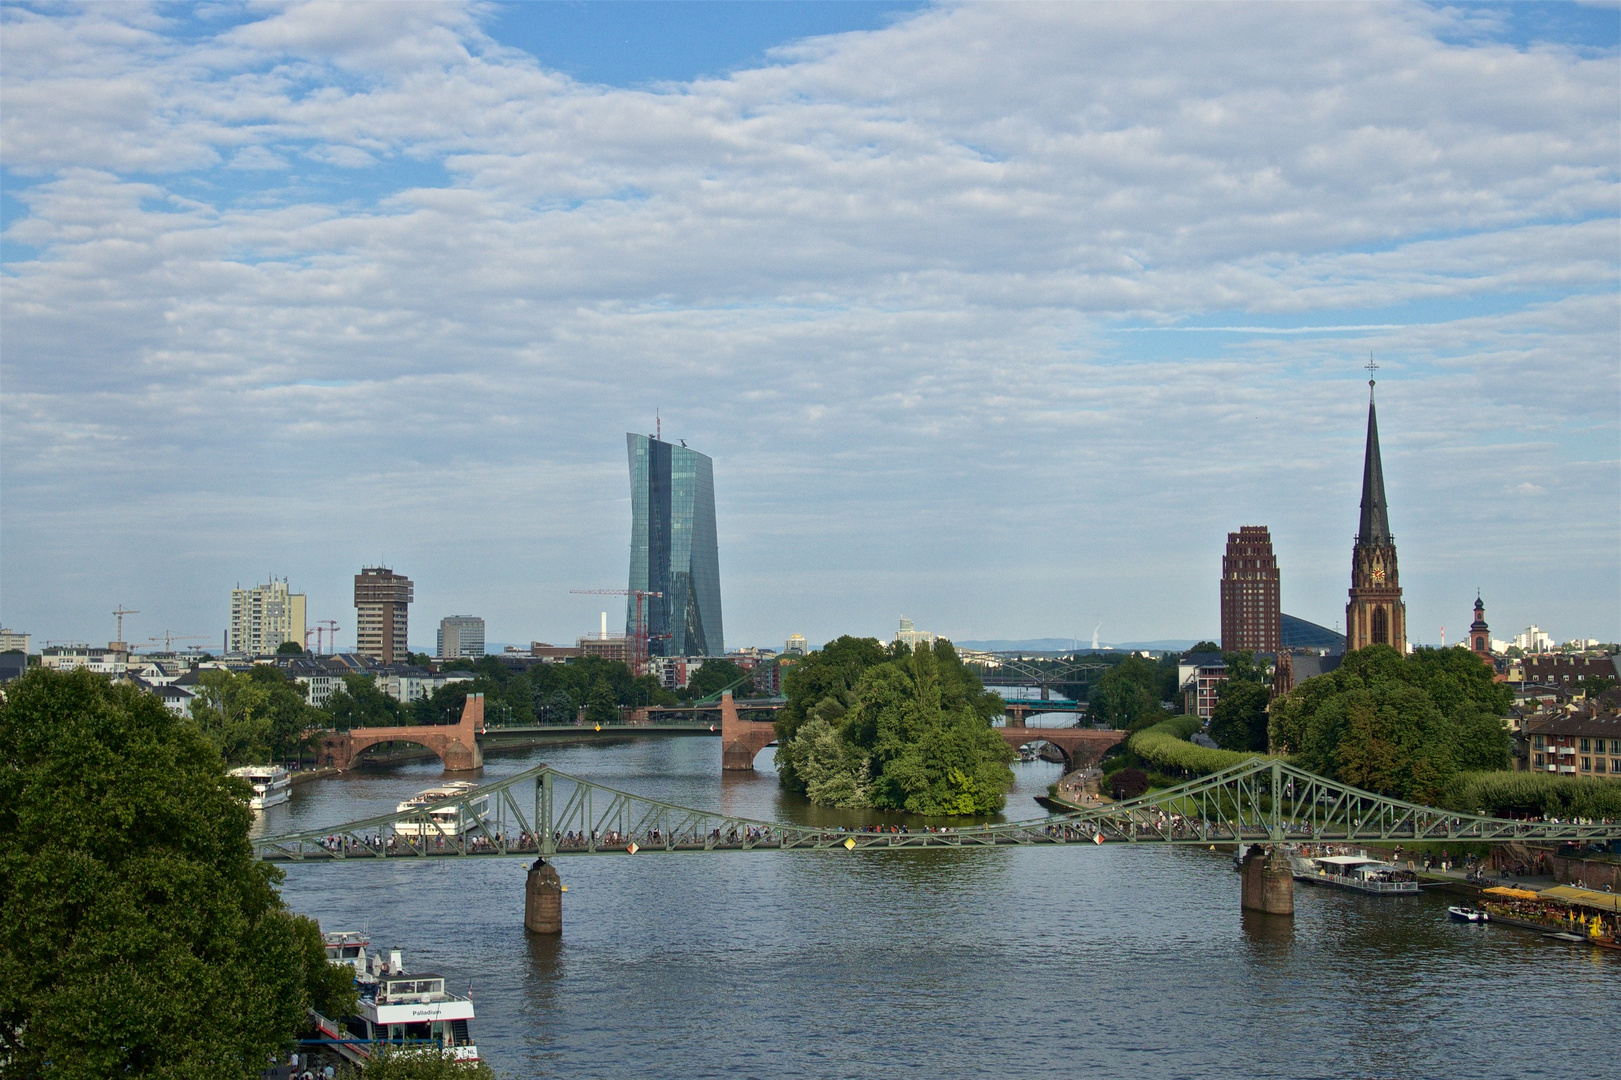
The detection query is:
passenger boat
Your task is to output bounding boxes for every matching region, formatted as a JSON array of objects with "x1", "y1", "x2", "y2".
[
  {"x1": 229, "y1": 764, "x2": 291, "y2": 809},
  {"x1": 1447, "y1": 906, "x2": 1489, "y2": 922},
  {"x1": 392, "y1": 781, "x2": 490, "y2": 838},
  {"x1": 1288, "y1": 851, "x2": 1419, "y2": 895},
  {"x1": 314, "y1": 932, "x2": 479, "y2": 1064}
]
